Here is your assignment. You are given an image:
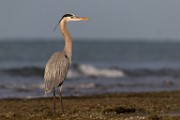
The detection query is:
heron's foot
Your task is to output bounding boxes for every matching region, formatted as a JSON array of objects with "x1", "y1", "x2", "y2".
[
  {"x1": 46, "y1": 109, "x2": 56, "y2": 116},
  {"x1": 61, "y1": 113, "x2": 65, "y2": 116},
  {"x1": 62, "y1": 109, "x2": 65, "y2": 115},
  {"x1": 51, "y1": 110, "x2": 65, "y2": 116},
  {"x1": 52, "y1": 110, "x2": 57, "y2": 116}
]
